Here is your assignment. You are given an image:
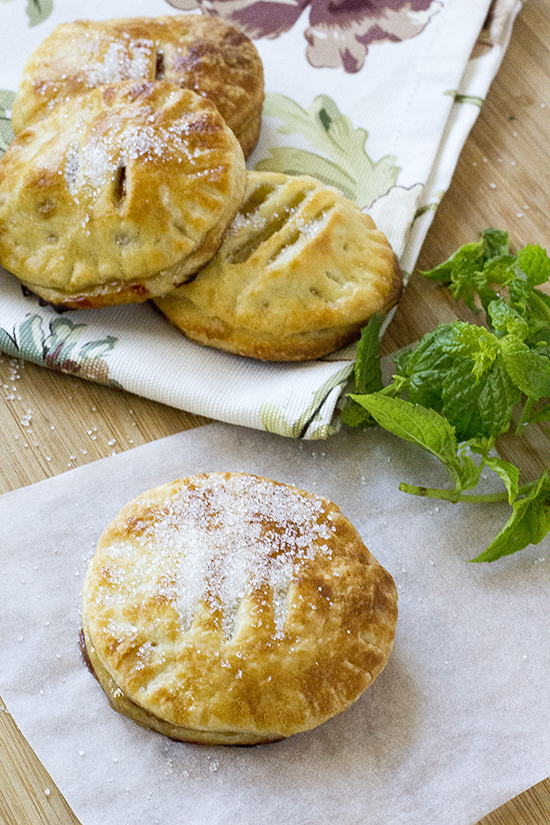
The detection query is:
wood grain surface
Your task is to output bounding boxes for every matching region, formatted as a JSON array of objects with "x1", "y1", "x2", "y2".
[{"x1": 1, "y1": 2, "x2": 549, "y2": 823}]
